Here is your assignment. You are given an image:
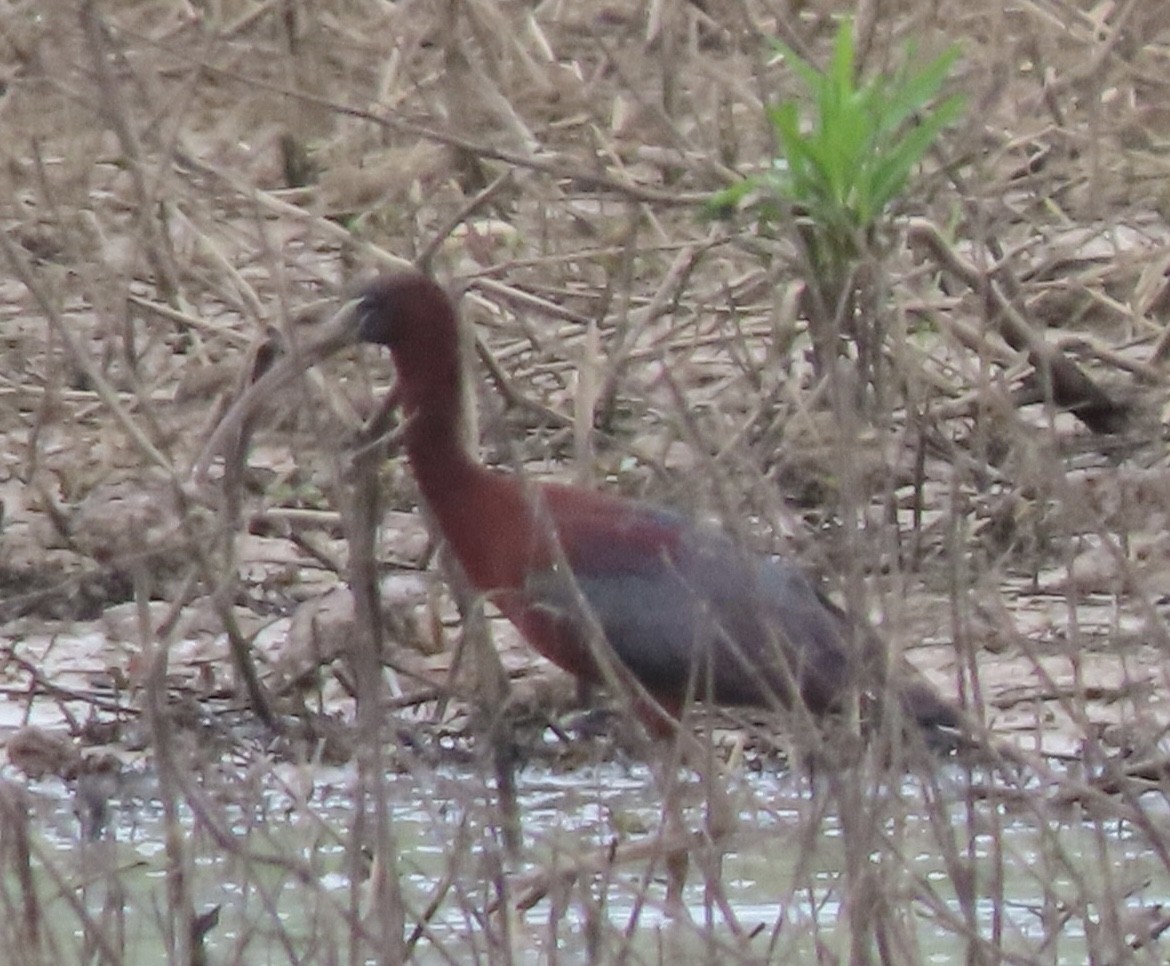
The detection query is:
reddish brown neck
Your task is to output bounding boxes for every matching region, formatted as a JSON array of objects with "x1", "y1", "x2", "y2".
[
  {"x1": 393, "y1": 350, "x2": 537, "y2": 592},
  {"x1": 396, "y1": 355, "x2": 476, "y2": 496}
]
